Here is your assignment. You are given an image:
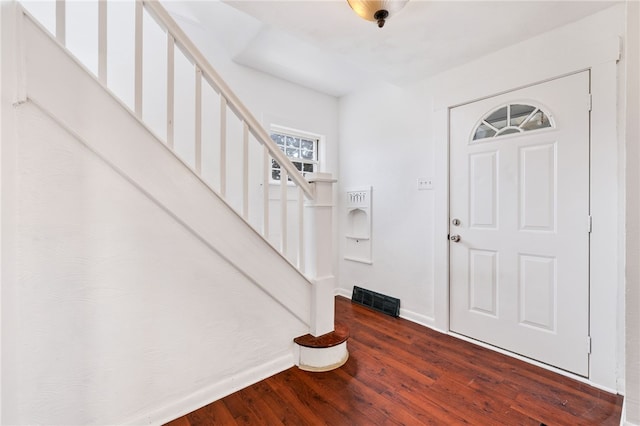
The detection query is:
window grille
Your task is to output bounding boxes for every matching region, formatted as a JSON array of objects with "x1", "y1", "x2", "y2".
[
  {"x1": 472, "y1": 104, "x2": 553, "y2": 141},
  {"x1": 270, "y1": 129, "x2": 319, "y2": 181}
]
